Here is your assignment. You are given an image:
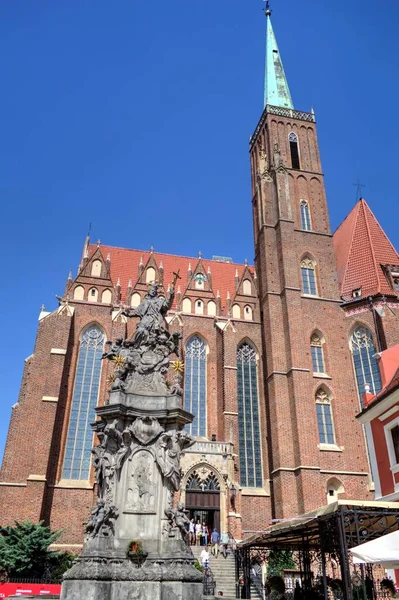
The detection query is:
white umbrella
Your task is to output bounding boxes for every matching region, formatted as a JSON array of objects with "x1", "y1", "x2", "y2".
[{"x1": 350, "y1": 530, "x2": 399, "y2": 569}]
